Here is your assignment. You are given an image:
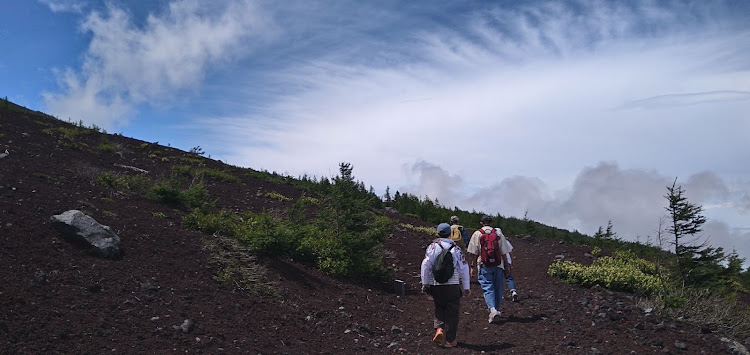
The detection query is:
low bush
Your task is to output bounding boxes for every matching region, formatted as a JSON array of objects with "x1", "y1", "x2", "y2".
[
  {"x1": 400, "y1": 223, "x2": 437, "y2": 236},
  {"x1": 200, "y1": 168, "x2": 239, "y2": 183},
  {"x1": 548, "y1": 250, "x2": 662, "y2": 295}
]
